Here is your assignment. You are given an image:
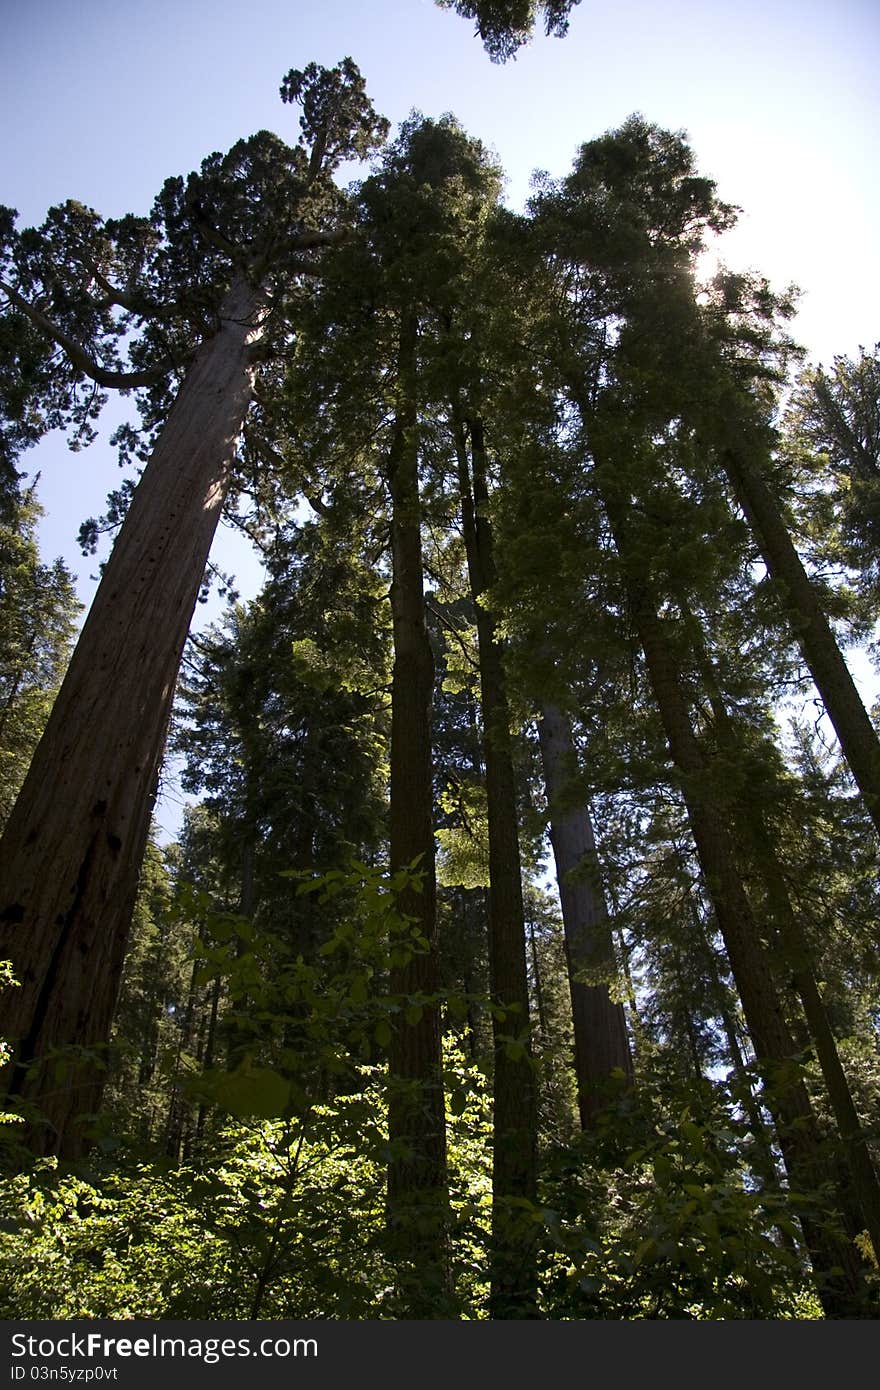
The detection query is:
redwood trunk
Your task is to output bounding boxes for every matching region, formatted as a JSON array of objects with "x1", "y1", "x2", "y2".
[
  {"x1": 537, "y1": 703, "x2": 633, "y2": 1126},
  {"x1": 385, "y1": 314, "x2": 450, "y2": 1311},
  {"x1": 0, "y1": 274, "x2": 263, "y2": 1156},
  {"x1": 455, "y1": 413, "x2": 538, "y2": 1319}
]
